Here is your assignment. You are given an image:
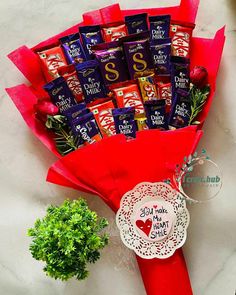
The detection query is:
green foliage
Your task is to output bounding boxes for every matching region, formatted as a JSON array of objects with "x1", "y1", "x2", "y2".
[
  {"x1": 28, "y1": 199, "x2": 109, "y2": 281},
  {"x1": 46, "y1": 115, "x2": 78, "y2": 156},
  {"x1": 189, "y1": 85, "x2": 210, "y2": 125}
]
